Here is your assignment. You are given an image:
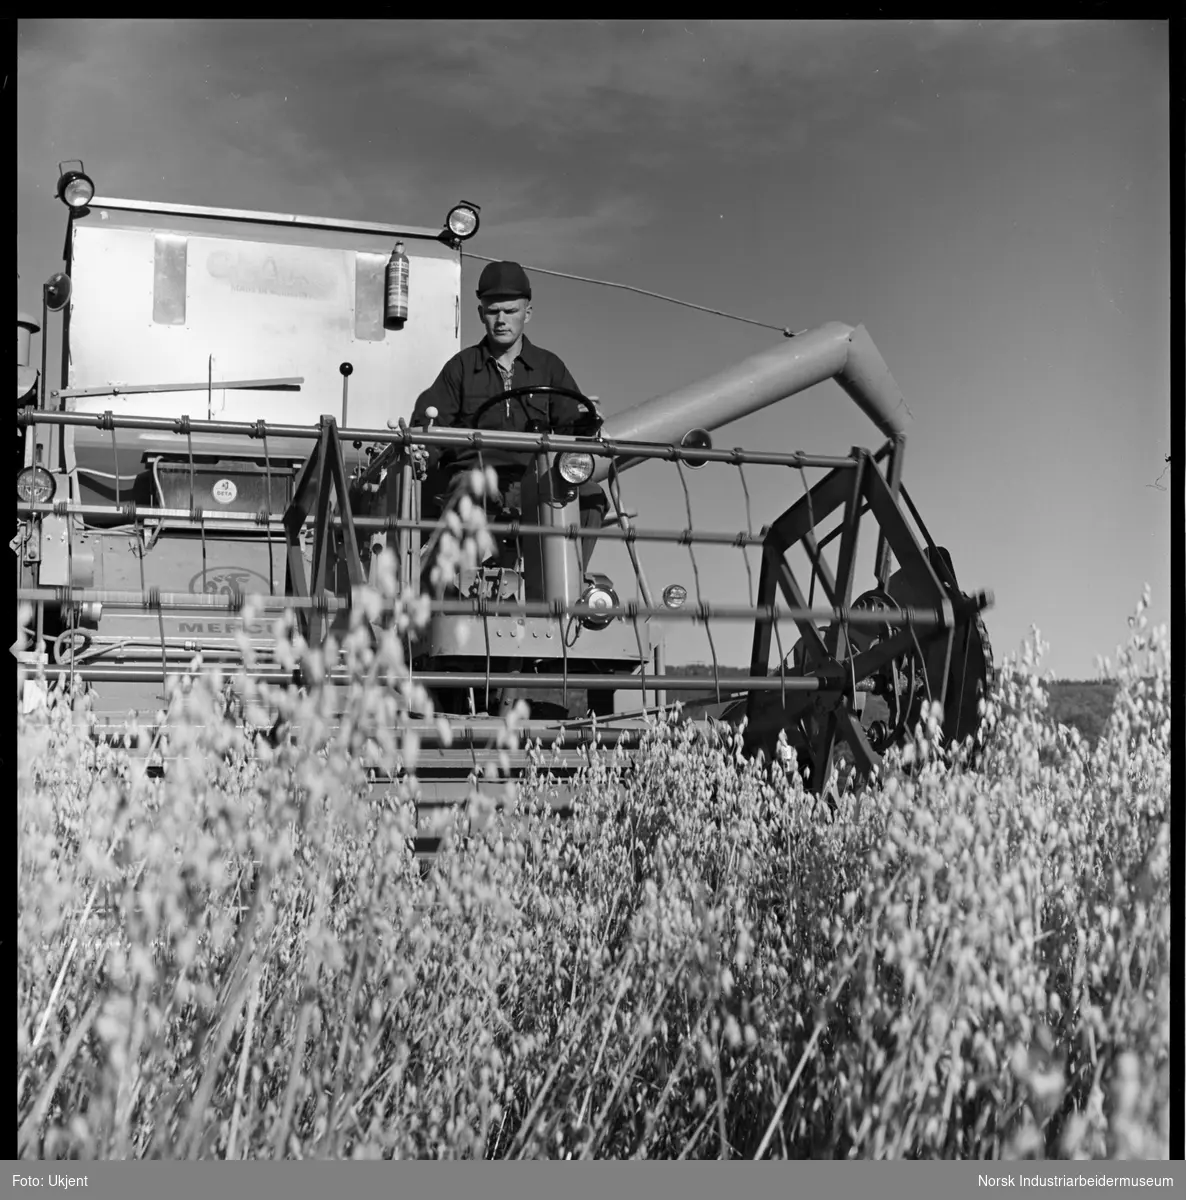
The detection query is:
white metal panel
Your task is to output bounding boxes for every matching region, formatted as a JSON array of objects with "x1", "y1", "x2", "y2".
[{"x1": 65, "y1": 220, "x2": 460, "y2": 469}]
